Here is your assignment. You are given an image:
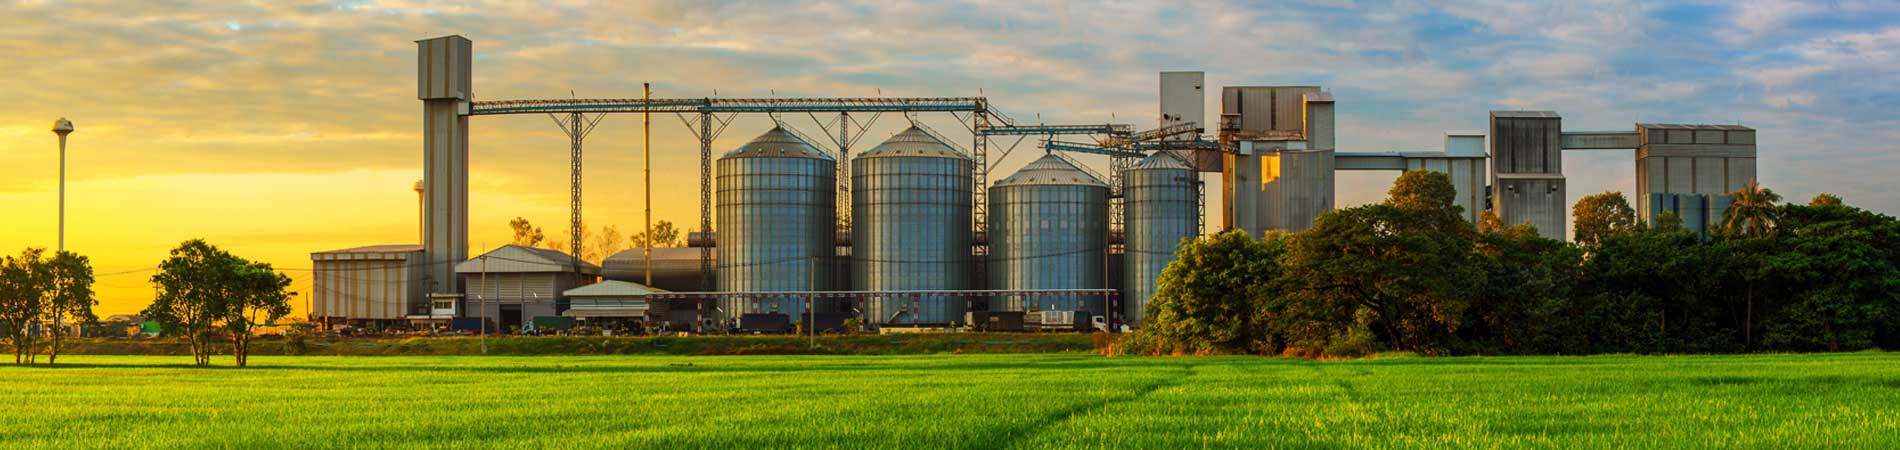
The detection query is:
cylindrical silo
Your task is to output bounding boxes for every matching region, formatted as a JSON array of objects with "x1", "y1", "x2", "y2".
[
  {"x1": 988, "y1": 153, "x2": 1108, "y2": 314},
  {"x1": 716, "y1": 127, "x2": 836, "y2": 319},
  {"x1": 1121, "y1": 151, "x2": 1198, "y2": 326},
  {"x1": 852, "y1": 126, "x2": 974, "y2": 325}
]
